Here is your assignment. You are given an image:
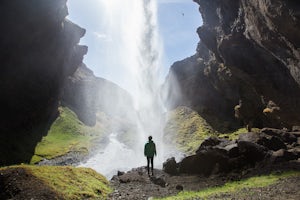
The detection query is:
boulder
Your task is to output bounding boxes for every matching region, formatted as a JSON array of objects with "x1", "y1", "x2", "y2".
[
  {"x1": 150, "y1": 176, "x2": 166, "y2": 187},
  {"x1": 196, "y1": 137, "x2": 232, "y2": 153},
  {"x1": 261, "y1": 128, "x2": 297, "y2": 144},
  {"x1": 258, "y1": 136, "x2": 287, "y2": 151},
  {"x1": 223, "y1": 143, "x2": 239, "y2": 158},
  {"x1": 163, "y1": 157, "x2": 178, "y2": 175},
  {"x1": 271, "y1": 149, "x2": 298, "y2": 163},
  {"x1": 239, "y1": 132, "x2": 287, "y2": 151},
  {"x1": 292, "y1": 126, "x2": 300, "y2": 132},
  {"x1": 179, "y1": 148, "x2": 229, "y2": 175},
  {"x1": 176, "y1": 185, "x2": 184, "y2": 191},
  {"x1": 238, "y1": 132, "x2": 261, "y2": 143},
  {"x1": 237, "y1": 141, "x2": 268, "y2": 165}
]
